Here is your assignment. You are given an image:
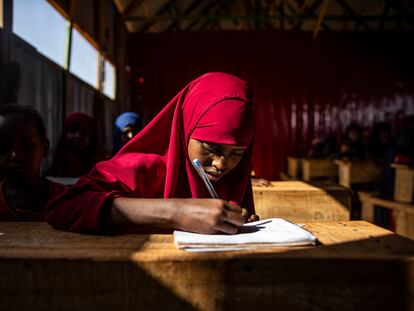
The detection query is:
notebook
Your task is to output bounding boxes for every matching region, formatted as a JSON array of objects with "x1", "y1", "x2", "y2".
[{"x1": 174, "y1": 218, "x2": 317, "y2": 252}]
